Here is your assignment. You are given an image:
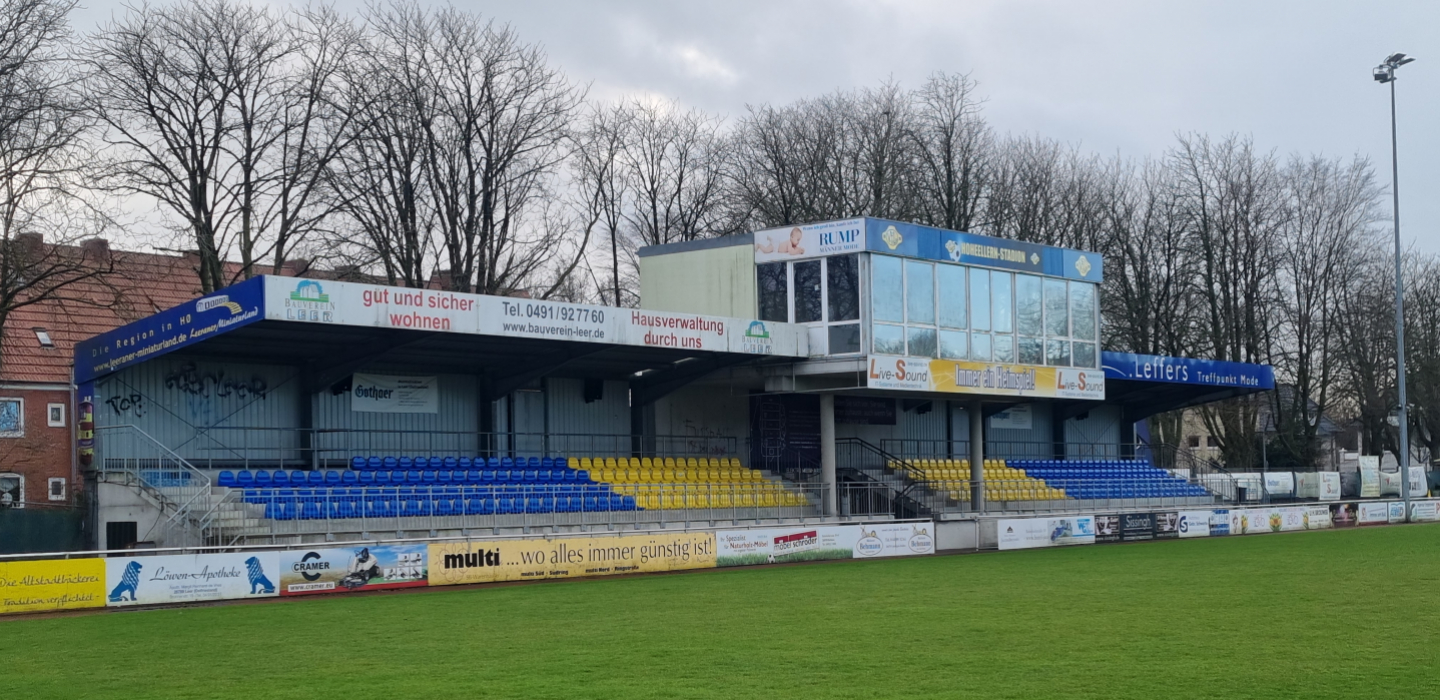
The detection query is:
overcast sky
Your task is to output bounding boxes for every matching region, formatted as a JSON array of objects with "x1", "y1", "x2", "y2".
[{"x1": 75, "y1": 0, "x2": 1440, "y2": 253}]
